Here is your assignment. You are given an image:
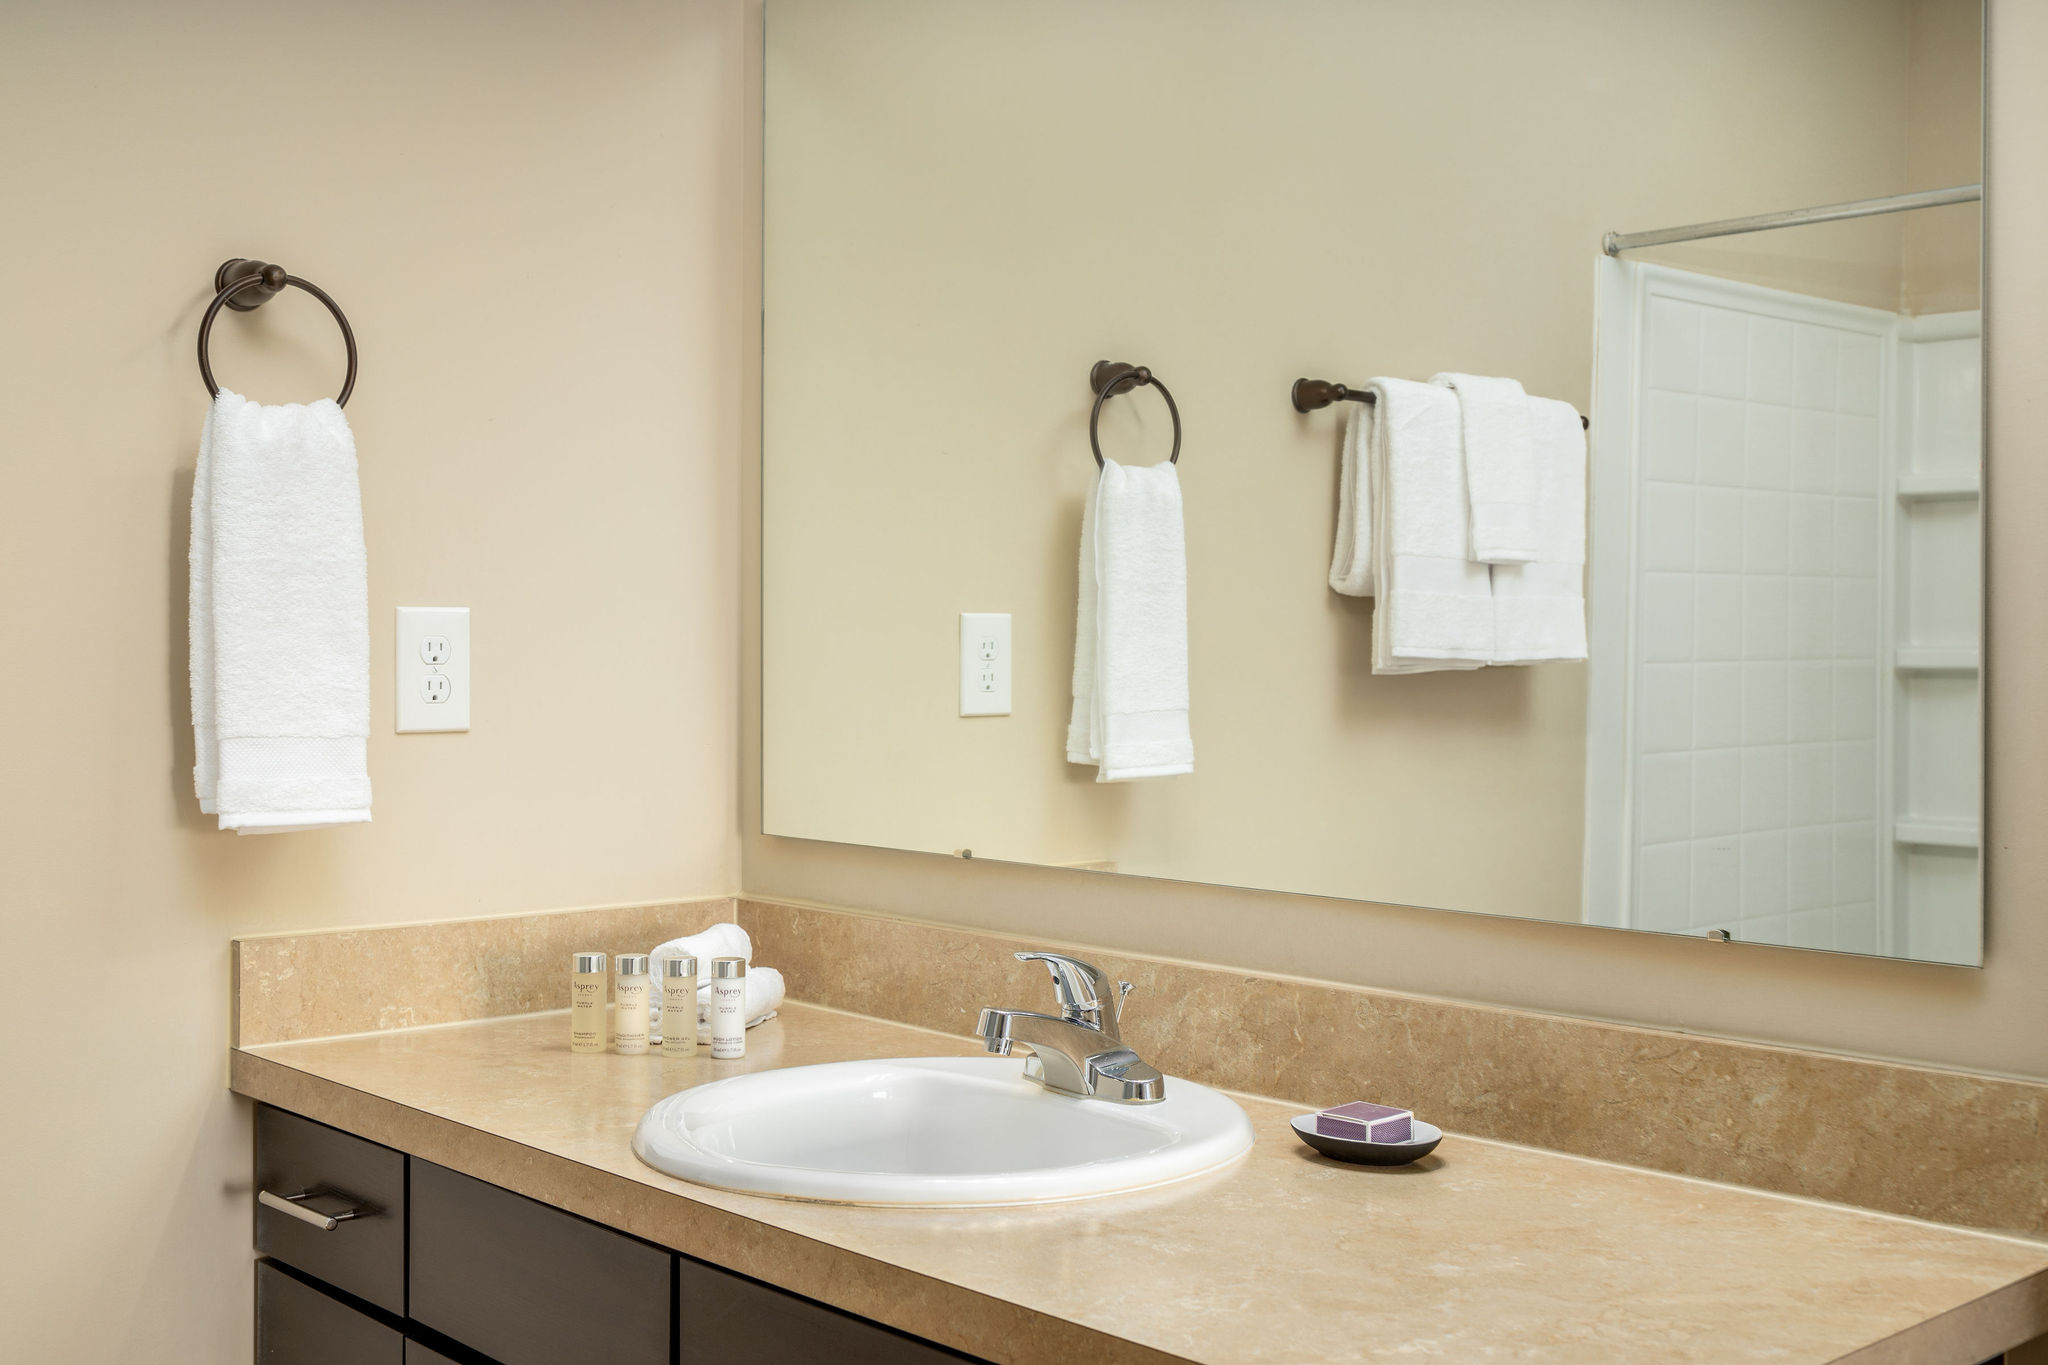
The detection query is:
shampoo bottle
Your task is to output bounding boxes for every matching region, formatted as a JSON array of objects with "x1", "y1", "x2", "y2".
[
  {"x1": 614, "y1": 954, "x2": 651, "y2": 1055},
  {"x1": 710, "y1": 957, "x2": 747, "y2": 1060},
  {"x1": 660, "y1": 955, "x2": 699, "y2": 1059},
  {"x1": 570, "y1": 952, "x2": 607, "y2": 1054}
]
